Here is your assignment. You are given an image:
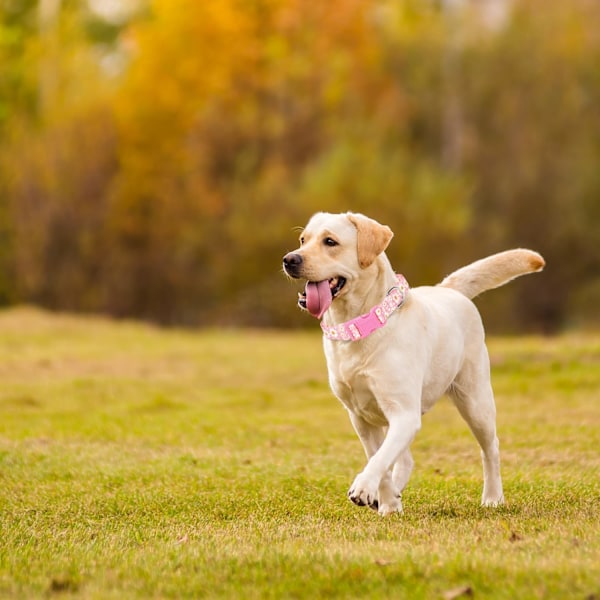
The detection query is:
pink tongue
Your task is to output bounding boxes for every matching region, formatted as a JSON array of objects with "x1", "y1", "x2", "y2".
[{"x1": 305, "y1": 280, "x2": 333, "y2": 319}]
